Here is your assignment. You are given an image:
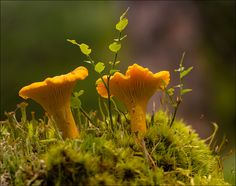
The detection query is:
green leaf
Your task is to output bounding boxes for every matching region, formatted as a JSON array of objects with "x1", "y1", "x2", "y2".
[
  {"x1": 67, "y1": 40, "x2": 92, "y2": 56},
  {"x1": 95, "y1": 62, "x2": 105, "y2": 73},
  {"x1": 180, "y1": 52, "x2": 186, "y2": 67},
  {"x1": 109, "y1": 61, "x2": 120, "y2": 66},
  {"x1": 115, "y1": 61, "x2": 120, "y2": 65},
  {"x1": 174, "y1": 84, "x2": 183, "y2": 88},
  {"x1": 79, "y1": 43, "x2": 91, "y2": 55},
  {"x1": 70, "y1": 96, "x2": 81, "y2": 109},
  {"x1": 114, "y1": 35, "x2": 127, "y2": 41},
  {"x1": 74, "y1": 90, "x2": 84, "y2": 98},
  {"x1": 116, "y1": 18, "x2": 128, "y2": 32},
  {"x1": 167, "y1": 88, "x2": 175, "y2": 96},
  {"x1": 174, "y1": 67, "x2": 185, "y2": 72},
  {"x1": 120, "y1": 34, "x2": 127, "y2": 40},
  {"x1": 180, "y1": 66, "x2": 193, "y2": 79},
  {"x1": 110, "y1": 69, "x2": 120, "y2": 75},
  {"x1": 181, "y1": 89, "x2": 192, "y2": 95},
  {"x1": 109, "y1": 42, "x2": 121, "y2": 53},
  {"x1": 120, "y1": 7, "x2": 130, "y2": 20},
  {"x1": 67, "y1": 39, "x2": 79, "y2": 46},
  {"x1": 84, "y1": 60, "x2": 92, "y2": 64}
]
